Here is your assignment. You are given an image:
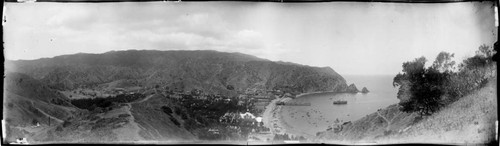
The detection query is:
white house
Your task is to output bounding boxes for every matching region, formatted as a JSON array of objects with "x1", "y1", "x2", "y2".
[
  {"x1": 239, "y1": 112, "x2": 256, "y2": 119},
  {"x1": 11, "y1": 138, "x2": 28, "y2": 144}
]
